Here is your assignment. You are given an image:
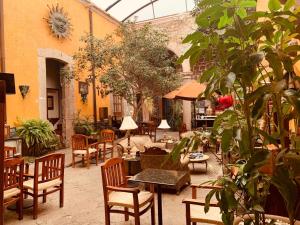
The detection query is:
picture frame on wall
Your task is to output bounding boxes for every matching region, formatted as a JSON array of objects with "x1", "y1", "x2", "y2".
[
  {"x1": 79, "y1": 81, "x2": 88, "y2": 94},
  {"x1": 47, "y1": 96, "x2": 54, "y2": 110}
]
